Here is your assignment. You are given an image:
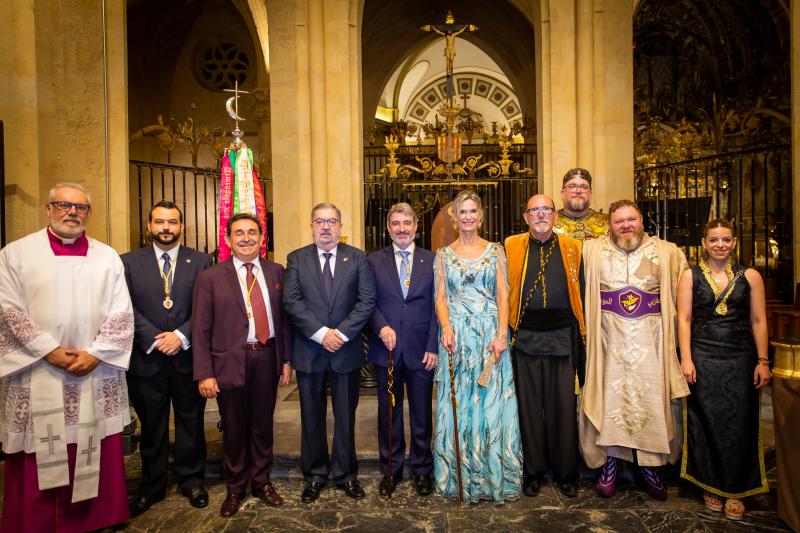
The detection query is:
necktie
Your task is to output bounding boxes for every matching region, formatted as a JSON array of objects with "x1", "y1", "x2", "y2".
[
  {"x1": 399, "y1": 250, "x2": 411, "y2": 298},
  {"x1": 162, "y1": 253, "x2": 173, "y2": 292},
  {"x1": 322, "y1": 252, "x2": 333, "y2": 300},
  {"x1": 245, "y1": 263, "x2": 270, "y2": 344}
]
